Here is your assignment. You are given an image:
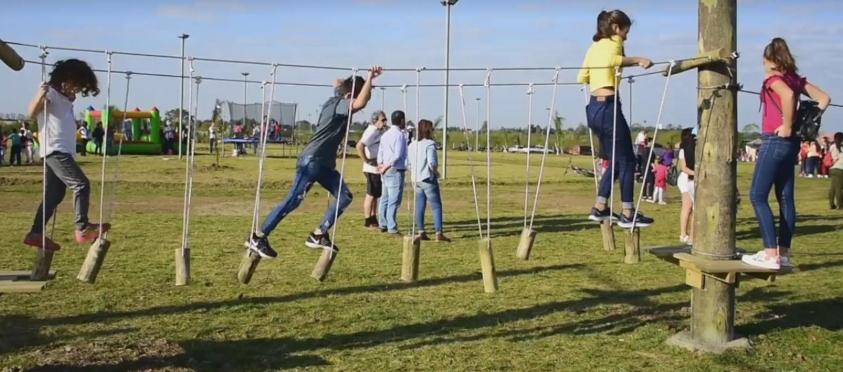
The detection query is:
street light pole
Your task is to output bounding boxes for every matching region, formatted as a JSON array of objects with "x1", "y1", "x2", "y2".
[
  {"x1": 242, "y1": 72, "x2": 249, "y2": 130},
  {"x1": 441, "y1": 0, "x2": 458, "y2": 179},
  {"x1": 178, "y1": 33, "x2": 189, "y2": 159}
]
